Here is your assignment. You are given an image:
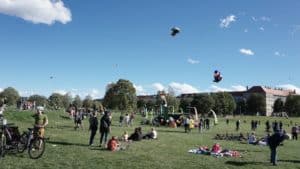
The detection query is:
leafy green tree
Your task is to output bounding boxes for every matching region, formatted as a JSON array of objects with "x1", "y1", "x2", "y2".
[
  {"x1": 0, "y1": 87, "x2": 20, "y2": 106},
  {"x1": 137, "y1": 99, "x2": 146, "y2": 109},
  {"x1": 285, "y1": 95, "x2": 300, "y2": 117},
  {"x1": 166, "y1": 94, "x2": 180, "y2": 113},
  {"x1": 72, "y1": 95, "x2": 82, "y2": 109},
  {"x1": 211, "y1": 92, "x2": 236, "y2": 115},
  {"x1": 191, "y1": 94, "x2": 215, "y2": 115},
  {"x1": 246, "y1": 93, "x2": 266, "y2": 115},
  {"x1": 48, "y1": 93, "x2": 64, "y2": 109},
  {"x1": 62, "y1": 93, "x2": 73, "y2": 109},
  {"x1": 28, "y1": 94, "x2": 48, "y2": 107},
  {"x1": 146, "y1": 100, "x2": 155, "y2": 111},
  {"x1": 103, "y1": 79, "x2": 137, "y2": 112},
  {"x1": 83, "y1": 95, "x2": 93, "y2": 109},
  {"x1": 93, "y1": 100, "x2": 104, "y2": 112},
  {"x1": 236, "y1": 98, "x2": 247, "y2": 115},
  {"x1": 273, "y1": 98, "x2": 285, "y2": 113},
  {"x1": 179, "y1": 98, "x2": 192, "y2": 113}
]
